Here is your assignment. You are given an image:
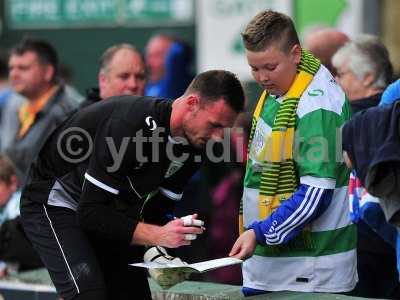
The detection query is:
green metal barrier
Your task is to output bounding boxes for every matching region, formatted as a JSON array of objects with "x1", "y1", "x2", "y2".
[{"x1": 0, "y1": 269, "x2": 378, "y2": 300}]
